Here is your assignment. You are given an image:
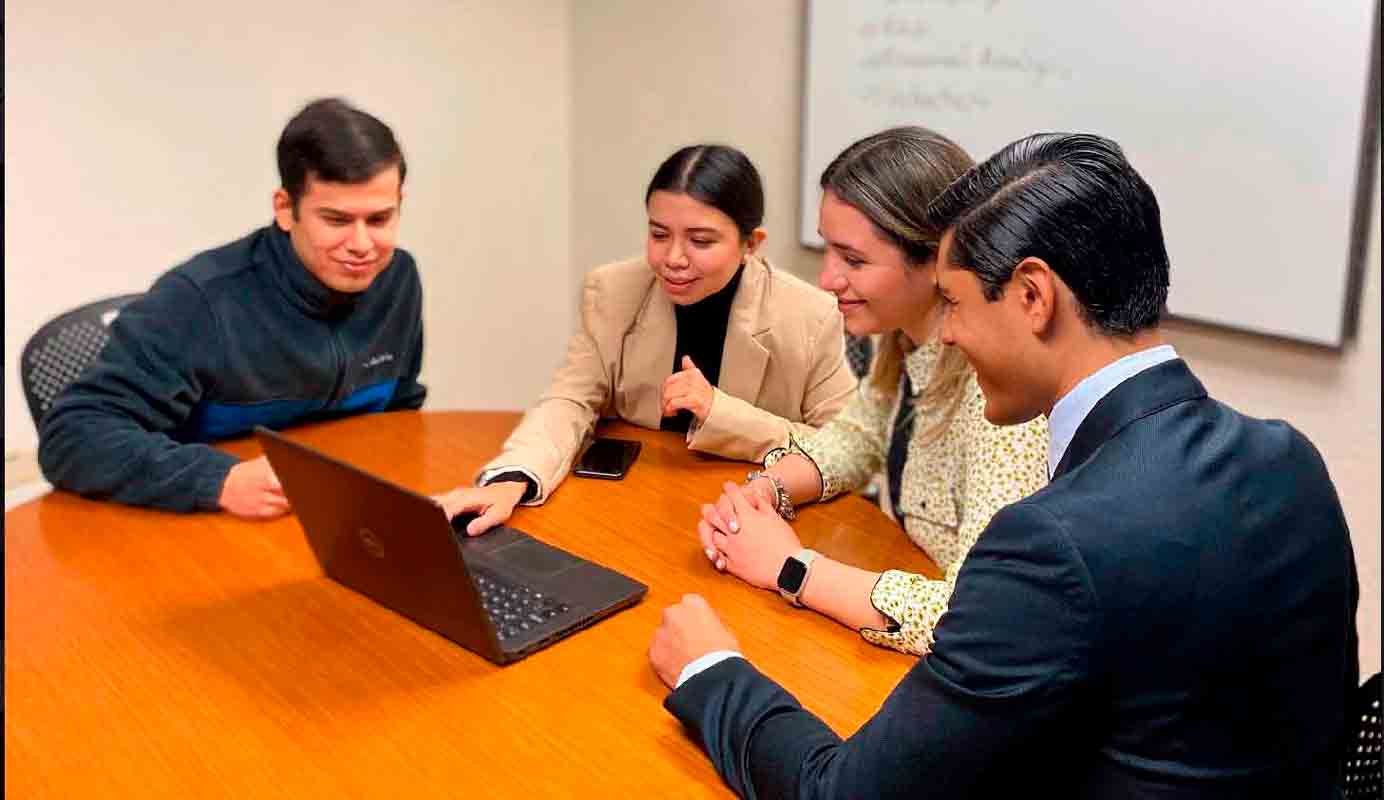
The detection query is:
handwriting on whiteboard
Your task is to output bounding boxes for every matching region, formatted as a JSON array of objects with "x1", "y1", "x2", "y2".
[{"x1": 851, "y1": 2, "x2": 1071, "y2": 112}]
